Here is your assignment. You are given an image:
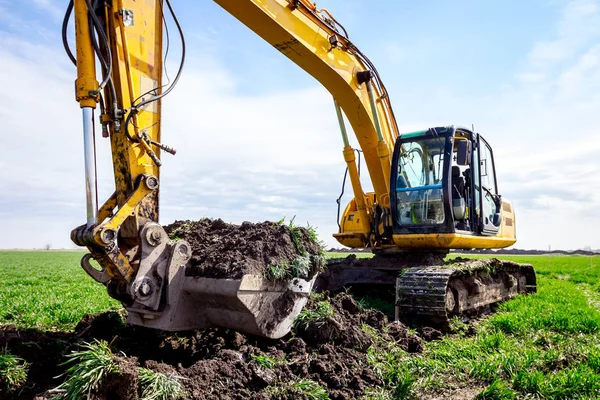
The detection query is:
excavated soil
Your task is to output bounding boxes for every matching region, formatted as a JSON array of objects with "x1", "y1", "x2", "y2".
[
  {"x1": 164, "y1": 219, "x2": 324, "y2": 280},
  {"x1": 0, "y1": 294, "x2": 425, "y2": 400}
]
